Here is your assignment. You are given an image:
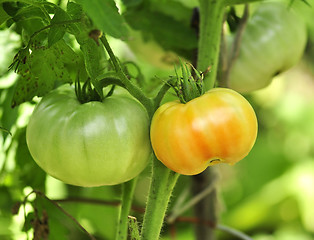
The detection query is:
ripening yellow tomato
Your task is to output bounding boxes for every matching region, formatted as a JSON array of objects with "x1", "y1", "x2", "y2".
[{"x1": 150, "y1": 88, "x2": 258, "y2": 175}]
